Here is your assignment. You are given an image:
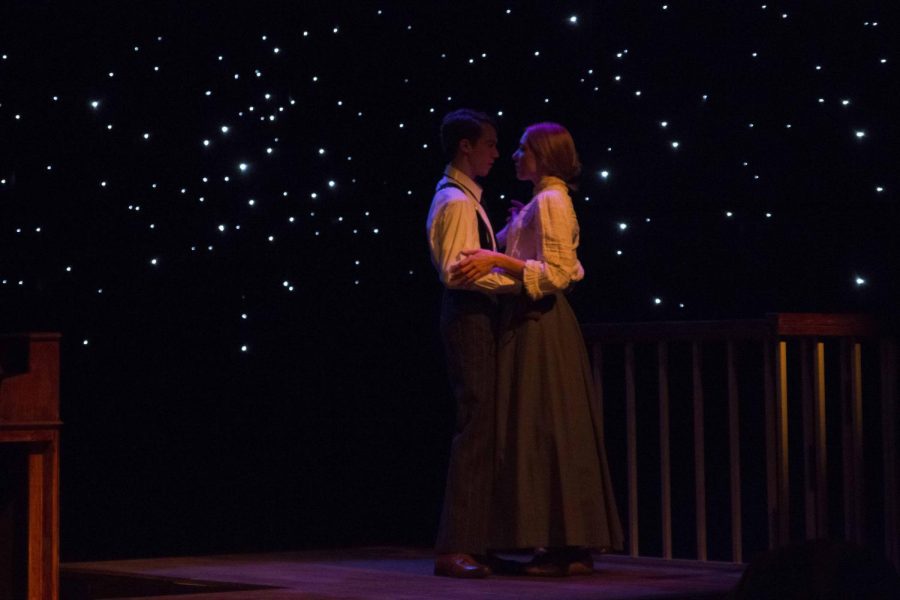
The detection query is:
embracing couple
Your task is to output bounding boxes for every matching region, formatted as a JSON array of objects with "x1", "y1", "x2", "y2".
[{"x1": 426, "y1": 109, "x2": 624, "y2": 578}]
